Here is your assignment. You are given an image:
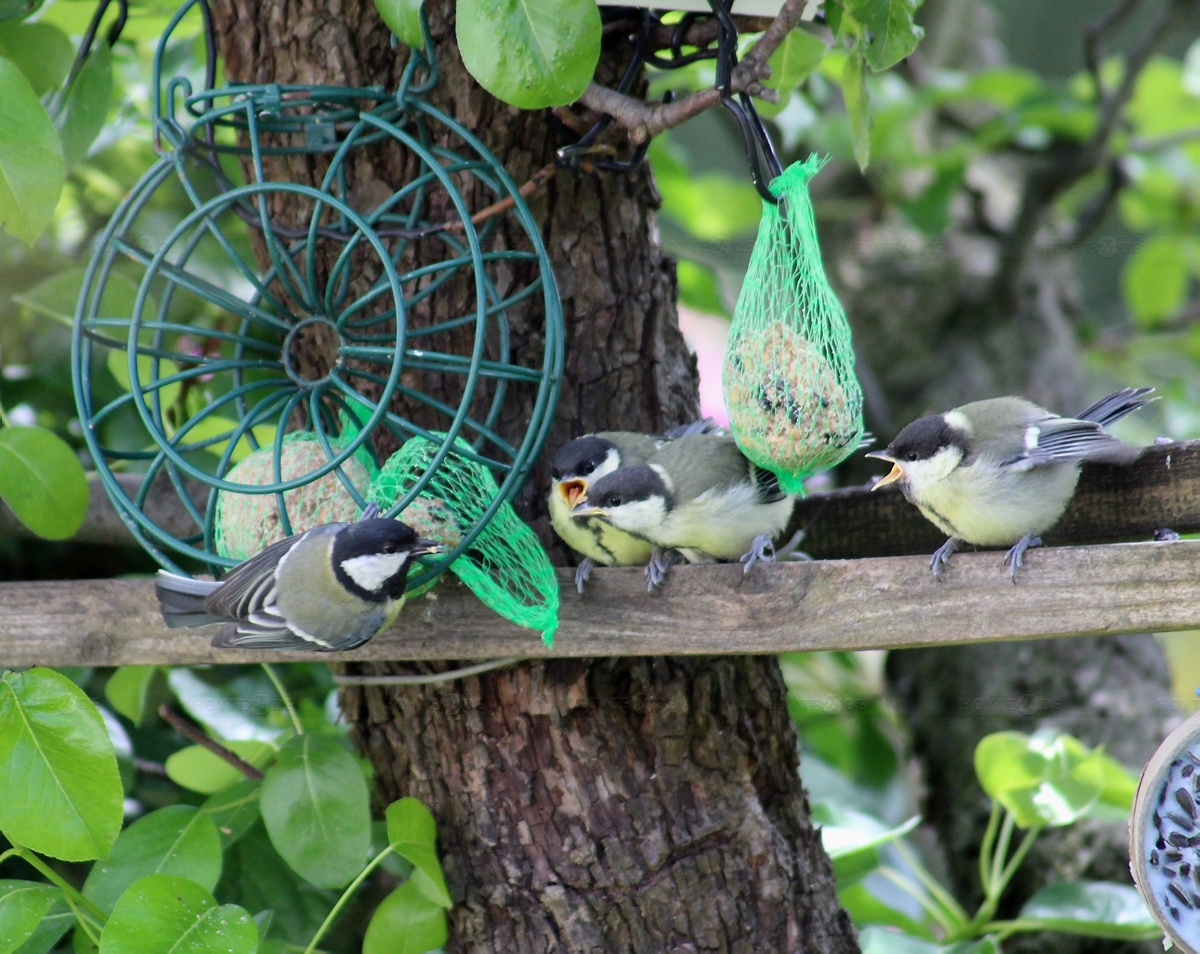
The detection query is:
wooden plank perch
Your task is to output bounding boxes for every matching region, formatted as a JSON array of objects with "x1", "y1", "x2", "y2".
[
  {"x1": 2, "y1": 538, "x2": 1200, "y2": 666},
  {"x1": 1, "y1": 440, "x2": 1198, "y2": 666}
]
